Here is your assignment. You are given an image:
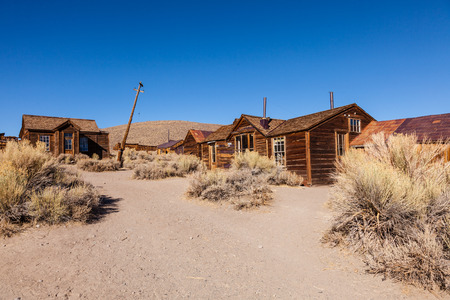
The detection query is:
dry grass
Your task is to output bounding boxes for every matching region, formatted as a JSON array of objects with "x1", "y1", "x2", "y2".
[
  {"x1": 77, "y1": 159, "x2": 121, "y2": 172},
  {"x1": 57, "y1": 153, "x2": 89, "y2": 165},
  {"x1": 0, "y1": 141, "x2": 100, "y2": 235},
  {"x1": 323, "y1": 133, "x2": 450, "y2": 292},
  {"x1": 132, "y1": 152, "x2": 203, "y2": 180}
]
